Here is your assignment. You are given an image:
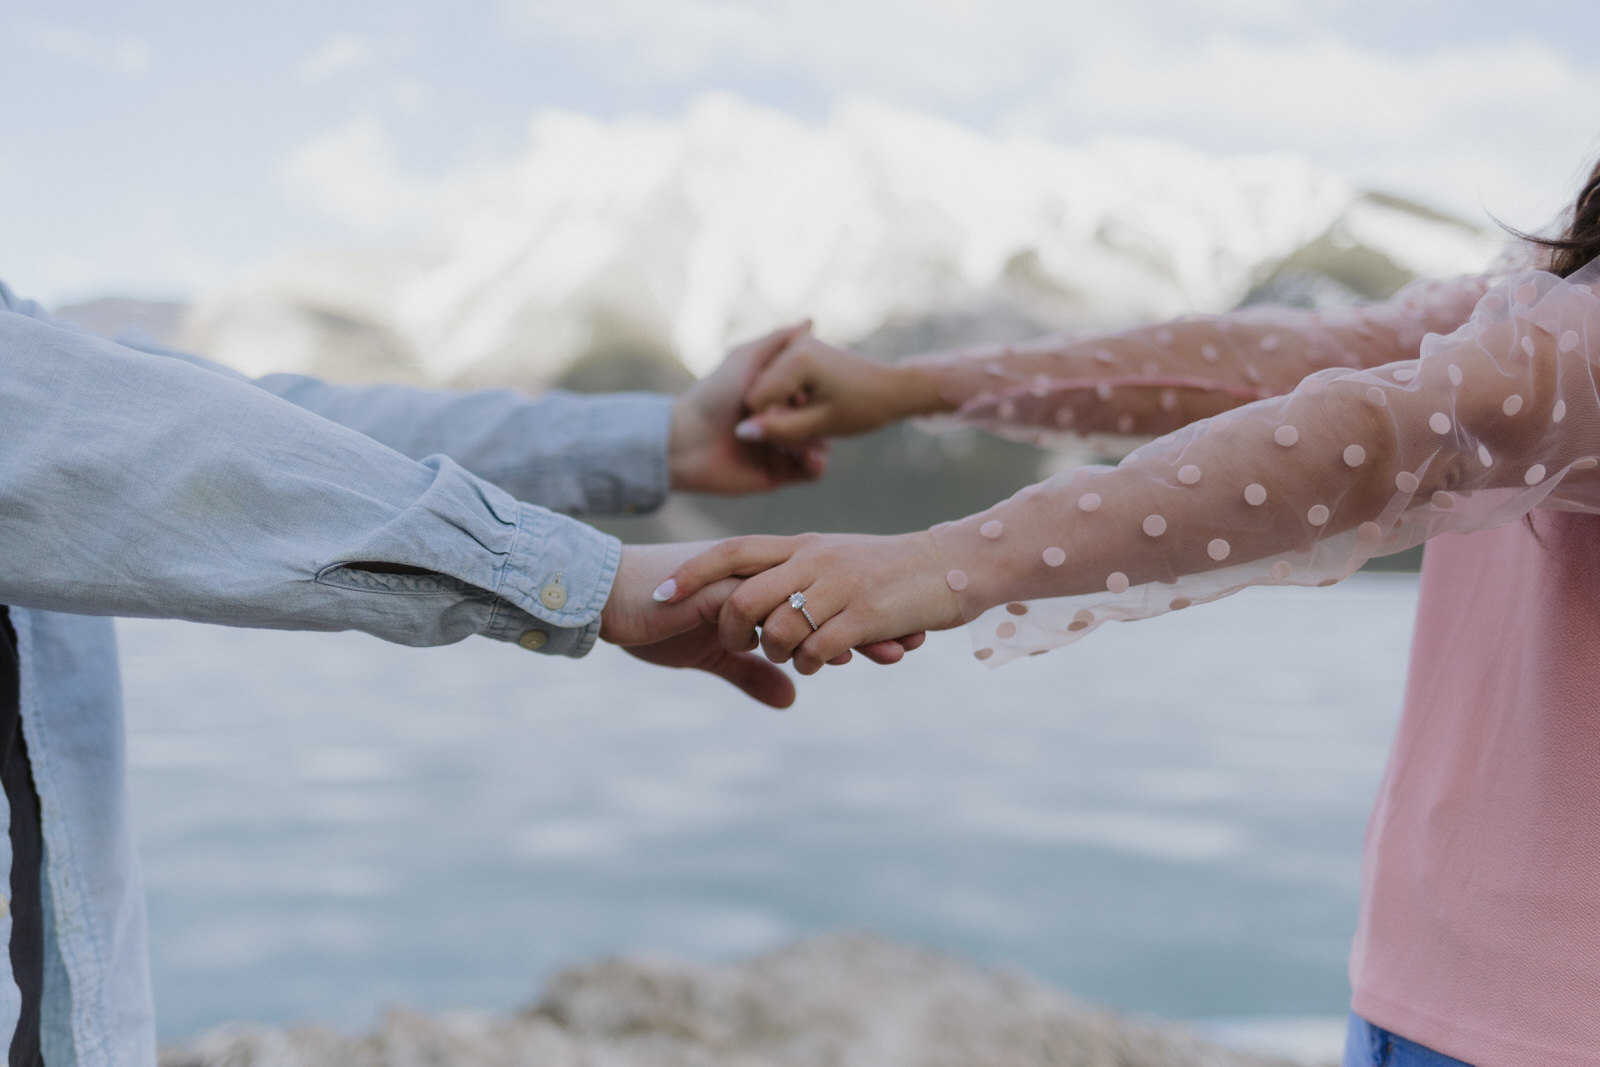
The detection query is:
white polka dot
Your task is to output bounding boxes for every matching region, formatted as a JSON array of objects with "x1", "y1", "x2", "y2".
[
  {"x1": 975, "y1": 647, "x2": 994, "y2": 660},
  {"x1": 945, "y1": 569, "x2": 970, "y2": 591},
  {"x1": 1274, "y1": 424, "x2": 1300, "y2": 447},
  {"x1": 1270, "y1": 561, "x2": 1292, "y2": 581},
  {"x1": 1142, "y1": 514, "x2": 1168, "y2": 537},
  {"x1": 1448, "y1": 364, "x2": 1463, "y2": 386},
  {"x1": 980, "y1": 520, "x2": 1004, "y2": 539},
  {"x1": 1042, "y1": 546, "x2": 1066, "y2": 567},
  {"x1": 996, "y1": 622, "x2": 1017, "y2": 640},
  {"x1": 1307, "y1": 504, "x2": 1330, "y2": 526},
  {"x1": 1116, "y1": 414, "x2": 1135, "y2": 434},
  {"x1": 1359, "y1": 521, "x2": 1383, "y2": 541},
  {"x1": 1478, "y1": 444, "x2": 1493, "y2": 467},
  {"x1": 1301, "y1": 376, "x2": 1326, "y2": 396},
  {"x1": 1160, "y1": 389, "x2": 1178, "y2": 411},
  {"x1": 1207, "y1": 538, "x2": 1231, "y2": 561},
  {"x1": 1155, "y1": 328, "x2": 1174, "y2": 345},
  {"x1": 1201, "y1": 344, "x2": 1220, "y2": 363},
  {"x1": 1553, "y1": 399, "x2": 1567, "y2": 423},
  {"x1": 1525, "y1": 464, "x2": 1547, "y2": 485},
  {"x1": 1429, "y1": 412, "x2": 1452, "y2": 434},
  {"x1": 1560, "y1": 330, "x2": 1580, "y2": 353},
  {"x1": 1095, "y1": 381, "x2": 1114, "y2": 400},
  {"x1": 1094, "y1": 349, "x2": 1114, "y2": 364},
  {"x1": 1169, "y1": 597, "x2": 1192, "y2": 610},
  {"x1": 1244, "y1": 365, "x2": 1263, "y2": 384},
  {"x1": 1343, "y1": 444, "x2": 1366, "y2": 468},
  {"x1": 1106, "y1": 572, "x2": 1130, "y2": 594},
  {"x1": 1260, "y1": 334, "x2": 1280, "y2": 351},
  {"x1": 1503, "y1": 394, "x2": 1523, "y2": 416},
  {"x1": 1515, "y1": 282, "x2": 1539, "y2": 305},
  {"x1": 1366, "y1": 386, "x2": 1388, "y2": 407},
  {"x1": 1244, "y1": 483, "x2": 1268, "y2": 506},
  {"x1": 1177, "y1": 464, "x2": 1202, "y2": 485},
  {"x1": 1431, "y1": 491, "x2": 1455, "y2": 509},
  {"x1": 1575, "y1": 458, "x2": 1599, "y2": 471},
  {"x1": 1077, "y1": 493, "x2": 1102, "y2": 513},
  {"x1": 1395, "y1": 471, "x2": 1421, "y2": 493},
  {"x1": 1393, "y1": 368, "x2": 1417, "y2": 383},
  {"x1": 1521, "y1": 336, "x2": 1536, "y2": 358}
]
